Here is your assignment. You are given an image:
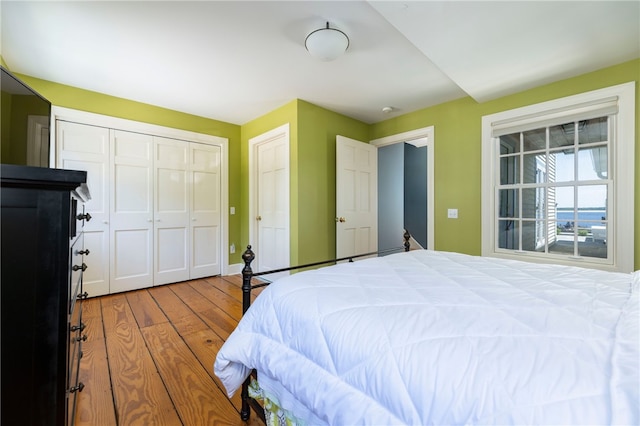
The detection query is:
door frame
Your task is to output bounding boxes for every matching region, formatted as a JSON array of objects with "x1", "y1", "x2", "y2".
[
  {"x1": 248, "y1": 123, "x2": 290, "y2": 272},
  {"x1": 50, "y1": 106, "x2": 230, "y2": 274},
  {"x1": 370, "y1": 126, "x2": 435, "y2": 249}
]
